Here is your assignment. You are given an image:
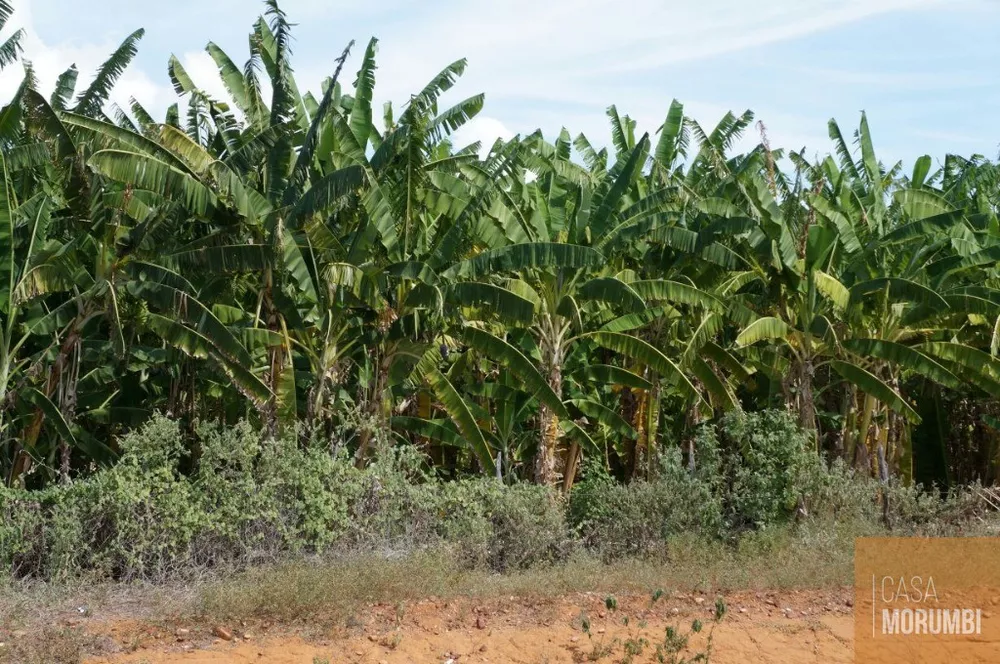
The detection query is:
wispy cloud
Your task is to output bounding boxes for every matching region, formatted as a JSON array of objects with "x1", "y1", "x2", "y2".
[
  {"x1": 771, "y1": 67, "x2": 990, "y2": 91},
  {"x1": 0, "y1": 0, "x2": 172, "y2": 112},
  {"x1": 345, "y1": 0, "x2": 947, "y2": 101},
  {"x1": 912, "y1": 130, "x2": 986, "y2": 145},
  {"x1": 0, "y1": 0, "x2": 992, "y2": 166},
  {"x1": 320, "y1": 0, "x2": 949, "y2": 154}
]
